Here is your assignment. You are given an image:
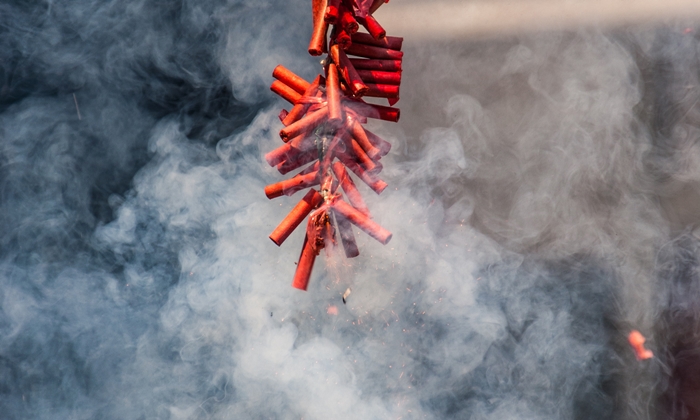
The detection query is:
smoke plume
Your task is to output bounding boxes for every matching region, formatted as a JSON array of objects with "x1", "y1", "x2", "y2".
[{"x1": 1, "y1": 0, "x2": 699, "y2": 419}]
